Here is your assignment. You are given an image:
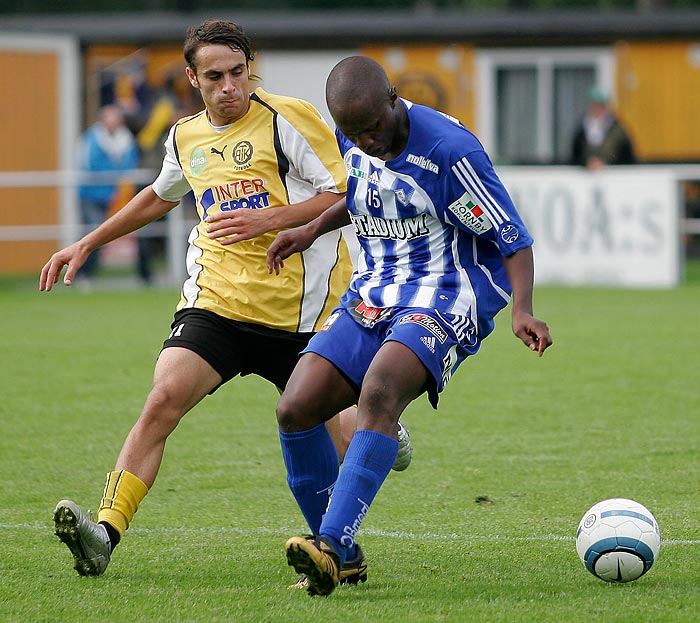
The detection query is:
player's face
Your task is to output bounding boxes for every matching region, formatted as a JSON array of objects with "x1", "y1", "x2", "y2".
[
  {"x1": 336, "y1": 91, "x2": 404, "y2": 161},
  {"x1": 186, "y1": 44, "x2": 250, "y2": 126}
]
